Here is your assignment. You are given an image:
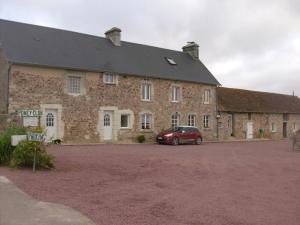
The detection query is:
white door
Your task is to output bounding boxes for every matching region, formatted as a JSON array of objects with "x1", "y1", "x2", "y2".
[
  {"x1": 247, "y1": 122, "x2": 253, "y2": 139},
  {"x1": 45, "y1": 109, "x2": 58, "y2": 141},
  {"x1": 103, "y1": 112, "x2": 113, "y2": 140}
]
